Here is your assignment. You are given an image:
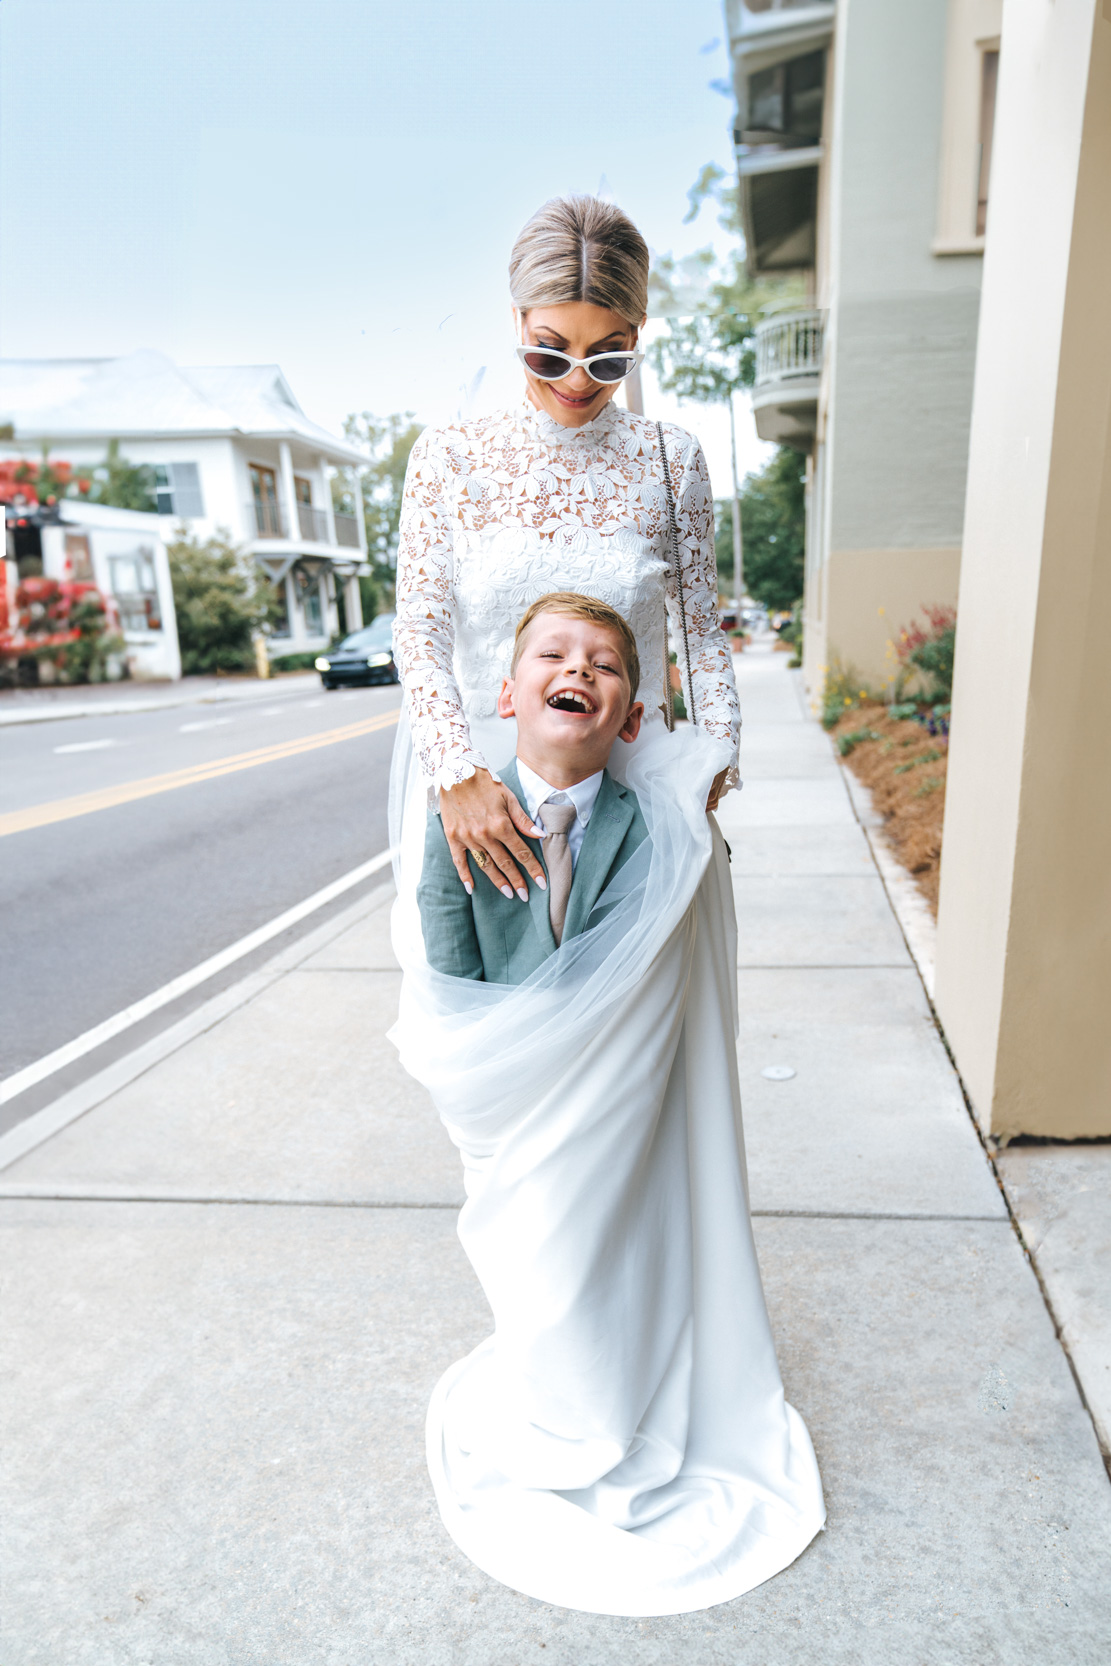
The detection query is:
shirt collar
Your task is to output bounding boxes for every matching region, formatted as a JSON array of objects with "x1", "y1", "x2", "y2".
[{"x1": 515, "y1": 757, "x2": 604, "y2": 828}]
